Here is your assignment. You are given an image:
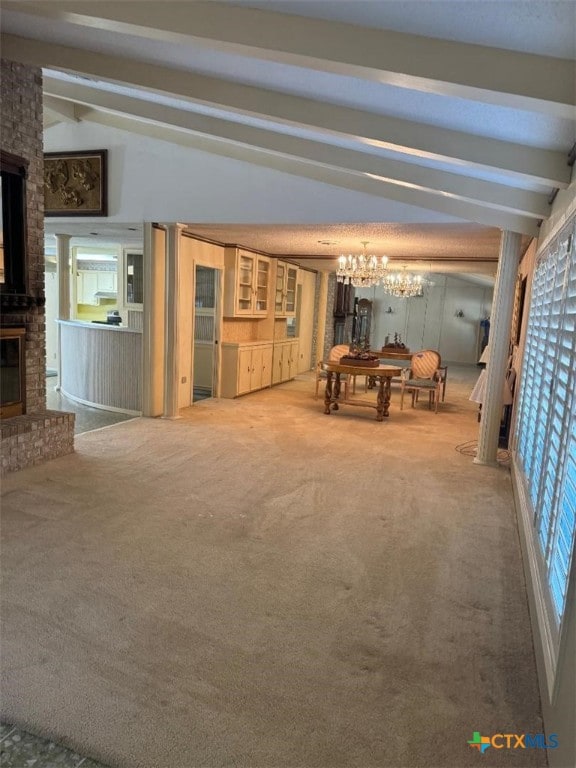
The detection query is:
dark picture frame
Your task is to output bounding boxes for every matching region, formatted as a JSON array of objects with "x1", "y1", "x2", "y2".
[{"x1": 44, "y1": 149, "x2": 107, "y2": 216}]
